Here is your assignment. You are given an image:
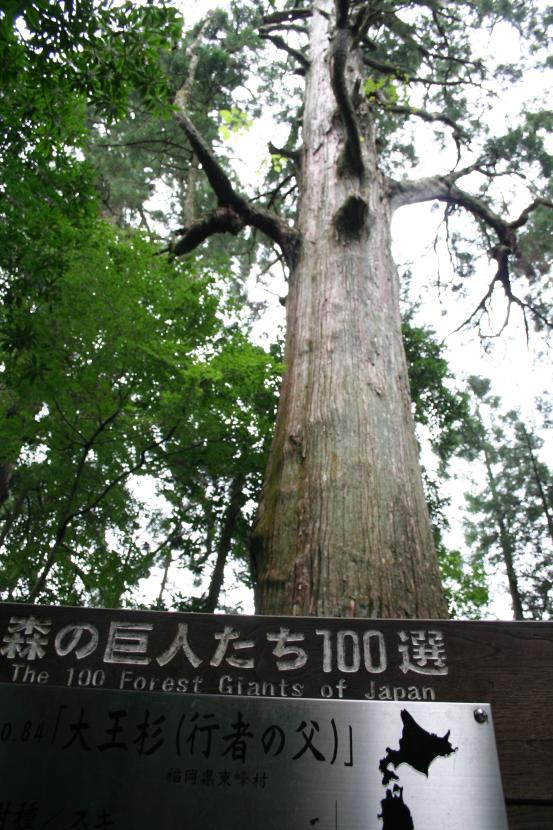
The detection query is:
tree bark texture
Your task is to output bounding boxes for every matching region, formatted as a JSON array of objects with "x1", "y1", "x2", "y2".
[{"x1": 252, "y1": 2, "x2": 448, "y2": 619}]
